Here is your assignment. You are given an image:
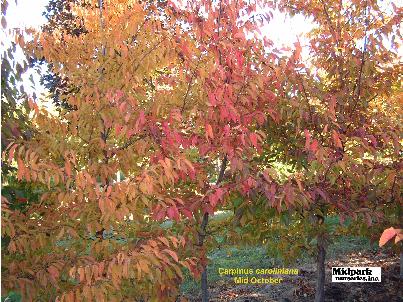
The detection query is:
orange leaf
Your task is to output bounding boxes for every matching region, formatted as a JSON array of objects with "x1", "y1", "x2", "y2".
[
  {"x1": 65, "y1": 161, "x2": 71, "y2": 177},
  {"x1": 158, "y1": 236, "x2": 170, "y2": 247},
  {"x1": 164, "y1": 249, "x2": 179, "y2": 262},
  {"x1": 8, "y1": 144, "x2": 17, "y2": 162},
  {"x1": 206, "y1": 124, "x2": 214, "y2": 139},
  {"x1": 379, "y1": 227, "x2": 398, "y2": 247},
  {"x1": 138, "y1": 259, "x2": 150, "y2": 274},
  {"x1": 395, "y1": 232, "x2": 403, "y2": 244},
  {"x1": 78, "y1": 267, "x2": 85, "y2": 282},
  {"x1": 17, "y1": 158, "x2": 25, "y2": 180},
  {"x1": 99, "y1": 199, "x2": 105, "y2": 214}
]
